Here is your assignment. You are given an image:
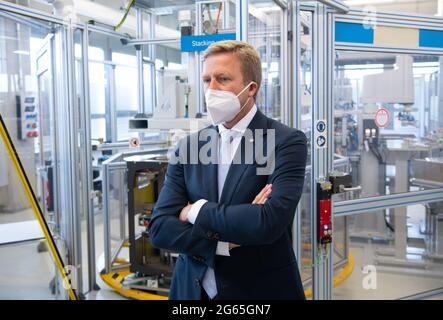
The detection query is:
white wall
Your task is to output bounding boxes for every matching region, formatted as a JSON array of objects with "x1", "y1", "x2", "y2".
[{"x1": 345, "y1": 0, "x2": 439, "y2": 16}]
